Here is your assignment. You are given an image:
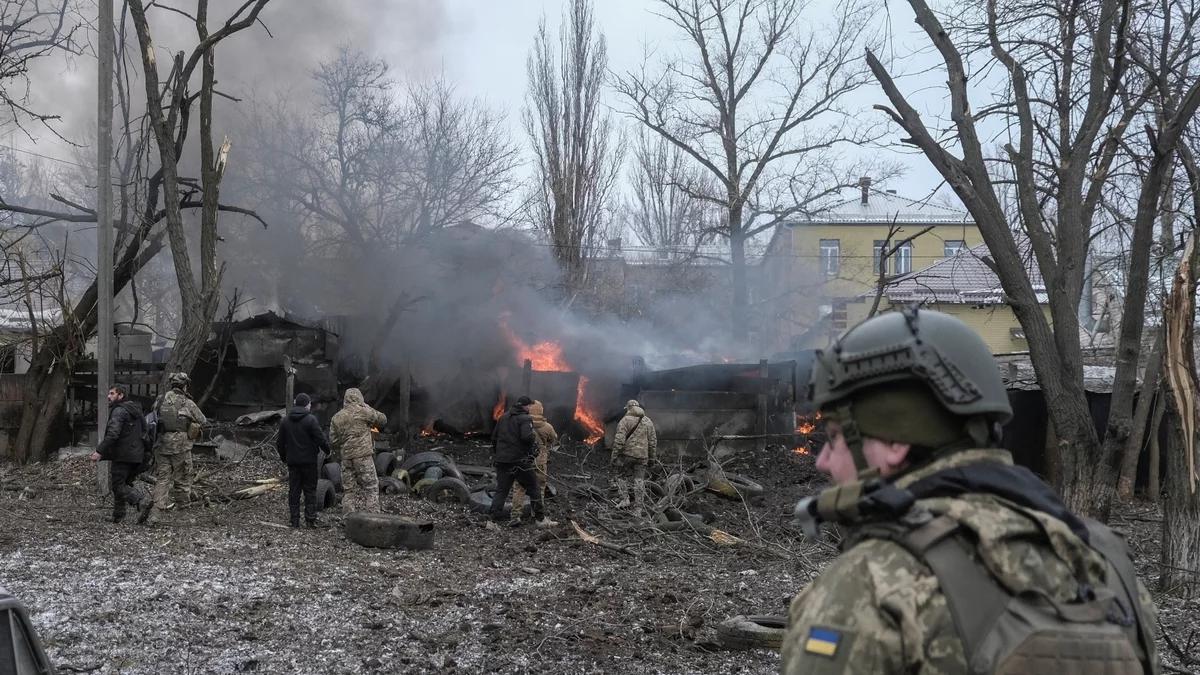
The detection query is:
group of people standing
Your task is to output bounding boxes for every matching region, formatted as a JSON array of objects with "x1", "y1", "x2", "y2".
[
  {"x1": 95, "y1": 374, "x2": 661, "y2": 533},
  {"x1": 92, "y1": 371, "x2": 206, "y2": 526}
]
